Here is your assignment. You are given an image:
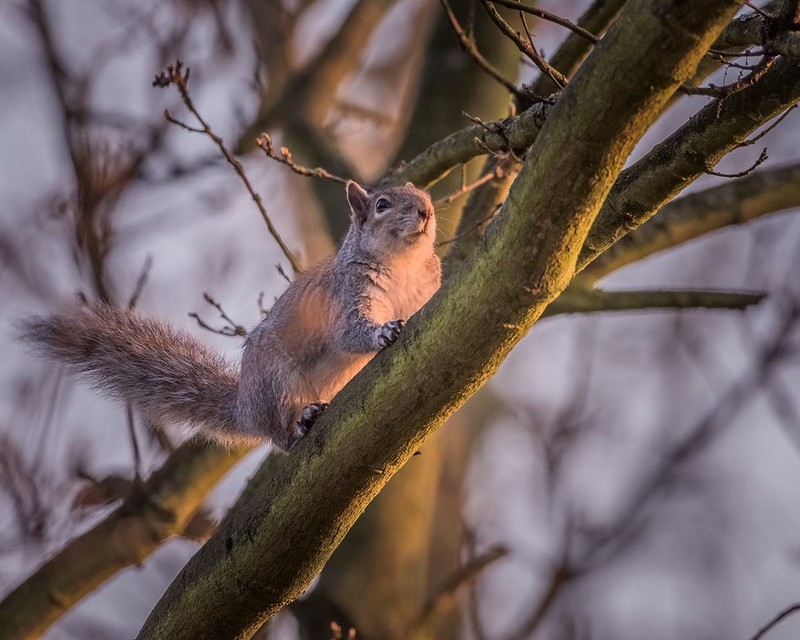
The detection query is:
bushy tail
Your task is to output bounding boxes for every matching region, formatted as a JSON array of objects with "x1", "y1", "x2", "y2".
[{"x1": 20, "y1": 303, "x2": 243, "y2": 444}]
